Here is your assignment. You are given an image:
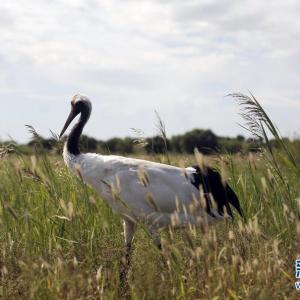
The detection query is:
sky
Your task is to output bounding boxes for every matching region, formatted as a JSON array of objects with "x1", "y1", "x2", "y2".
[{"x1": 1, "y1": 0, "x2": 300, "y2": 143}]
